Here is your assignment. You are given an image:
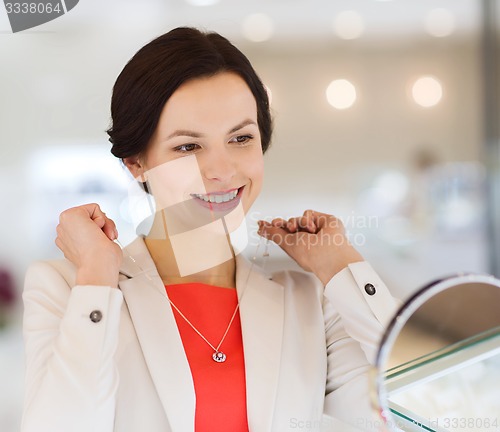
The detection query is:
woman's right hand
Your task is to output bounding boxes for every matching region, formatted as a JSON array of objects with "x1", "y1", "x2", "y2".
[{"x1": 55, "y1": 203, "x2": 123, "y2": 287}]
